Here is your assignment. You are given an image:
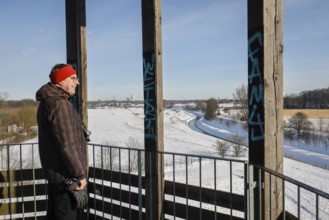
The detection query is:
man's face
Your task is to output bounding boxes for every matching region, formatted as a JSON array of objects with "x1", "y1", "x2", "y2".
[{"x1": 59, "y1": 75, "x2": 79, "y2": 96}]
